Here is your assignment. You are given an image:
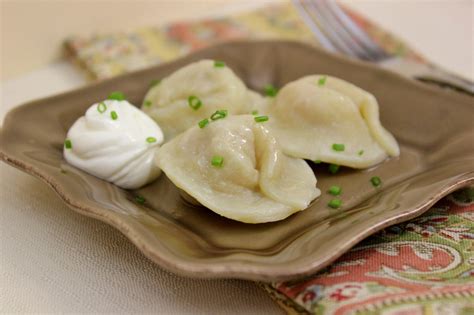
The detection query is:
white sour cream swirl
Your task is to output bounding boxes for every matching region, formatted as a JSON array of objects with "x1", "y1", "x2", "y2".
[{"x1": 64, "y1": 100, "x2": 164, "y2": 189}]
